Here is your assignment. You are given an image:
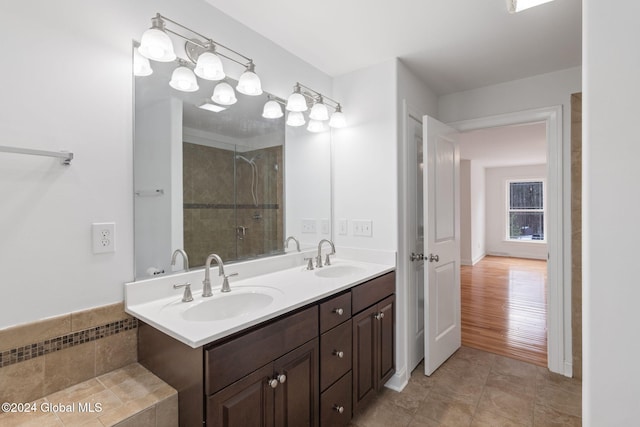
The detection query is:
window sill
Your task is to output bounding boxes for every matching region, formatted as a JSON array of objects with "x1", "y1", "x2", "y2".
[{"x1": 503, "y1": 239, "x2": 547, "y2": 244}]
